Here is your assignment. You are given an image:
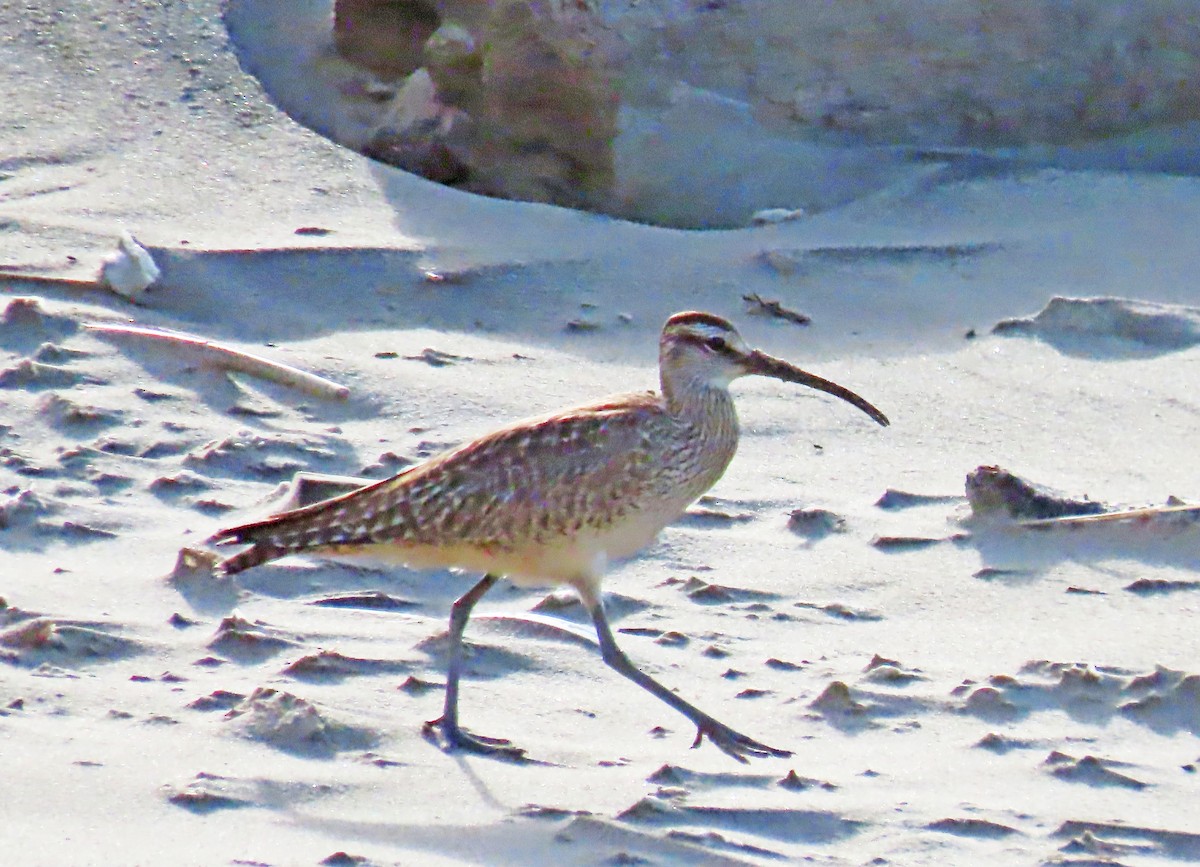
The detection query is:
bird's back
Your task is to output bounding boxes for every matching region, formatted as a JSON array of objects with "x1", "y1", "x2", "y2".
[{"x1": 212, "y1": 389, "x2": 739, "y2": 585}]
